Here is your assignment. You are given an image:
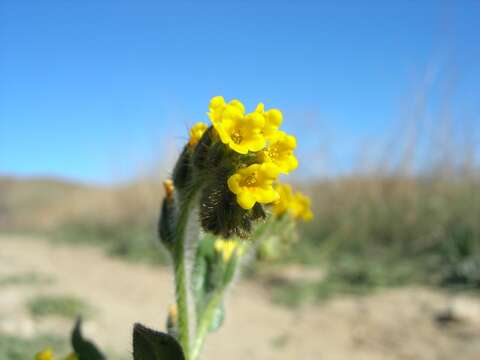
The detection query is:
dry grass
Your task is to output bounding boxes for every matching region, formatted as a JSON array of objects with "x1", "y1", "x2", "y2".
[
  {"x1": 304, "y1": 174, "x2": 479, "y2": 255},
  {"x1": 0, "y1": 176, "x2": 163, "y2": 231},
  {"x1": 0, "y1": 175, "x2": 168, "y2": 264}
]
